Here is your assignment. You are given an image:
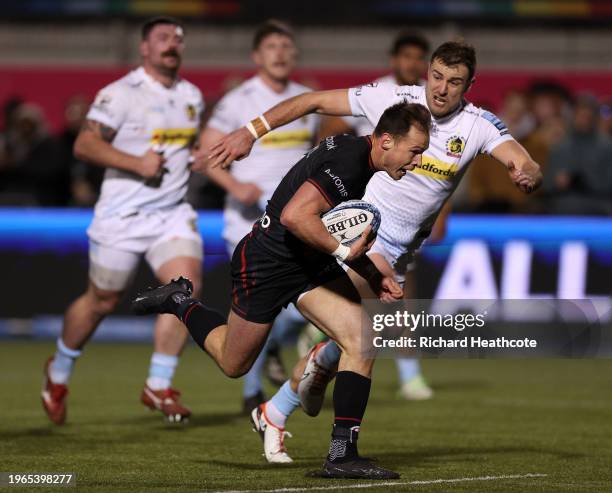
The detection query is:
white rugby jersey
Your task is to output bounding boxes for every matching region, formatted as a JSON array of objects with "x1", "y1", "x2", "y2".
[
  {"x1": 349, "y1": 83, "x2": 514, "y2": 265},
  {"x1": 87, "y1": 67, "x2": 204, "y2": 218},
  {"x1": 207, "y1": 75, "x2": 319, "y2": 247},
  {"x1": 343, "y1": 75, "x2": 397, "y2": 136}
]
